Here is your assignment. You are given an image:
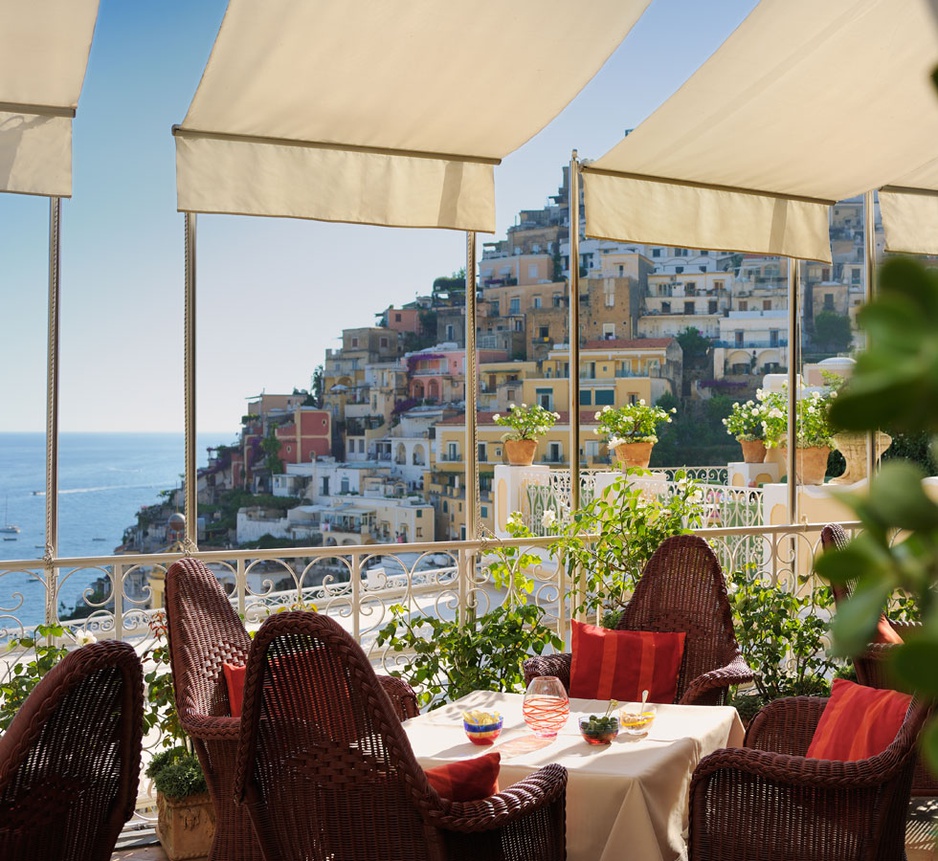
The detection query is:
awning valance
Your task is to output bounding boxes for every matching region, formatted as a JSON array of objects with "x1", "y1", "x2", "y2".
[
  {"x1": 0, "y1": 0, "x2": 99, "y2": 197},
  {"x1": 583, "y1": 0, "x2": 938, "y2": 262},
  {"x1": 175, "y1": 0, "x2": 651, "y2": 232}
]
